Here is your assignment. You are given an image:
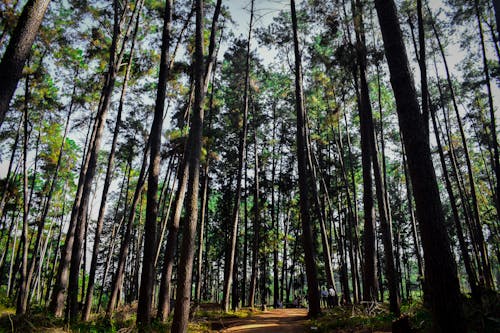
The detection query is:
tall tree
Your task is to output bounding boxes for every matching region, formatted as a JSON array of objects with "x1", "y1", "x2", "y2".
[
  {"x1": 15, "y1": 74, "x2": 30, "y2": 316},
  {"x1": 290, "y1": 0, "x2": 321, "y2": 317},
  {"x1": 352, "y1": 0, "x2": 399, "y2": 315},
  {"x1": 222, "y1": 0, "x2": 254, "y2": 312},
  {"x1": 136, "y1": 0, "x2": 172, "y2": 326},
  {"x1": 374, "y1": 0, "x2": 465, "y2": 331},
  {"x1": 50, "y1": 0, "x2": 126, "y2": 318},
  {"x1": 82, "y1": 4, "x2": 141, "y2": 319},
  {"x1": 171, "y1": 0, "x2": 205, "y2": 330},
  {"x1": 156, "y1": 0, "x2": 222, "y2": 319}
]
